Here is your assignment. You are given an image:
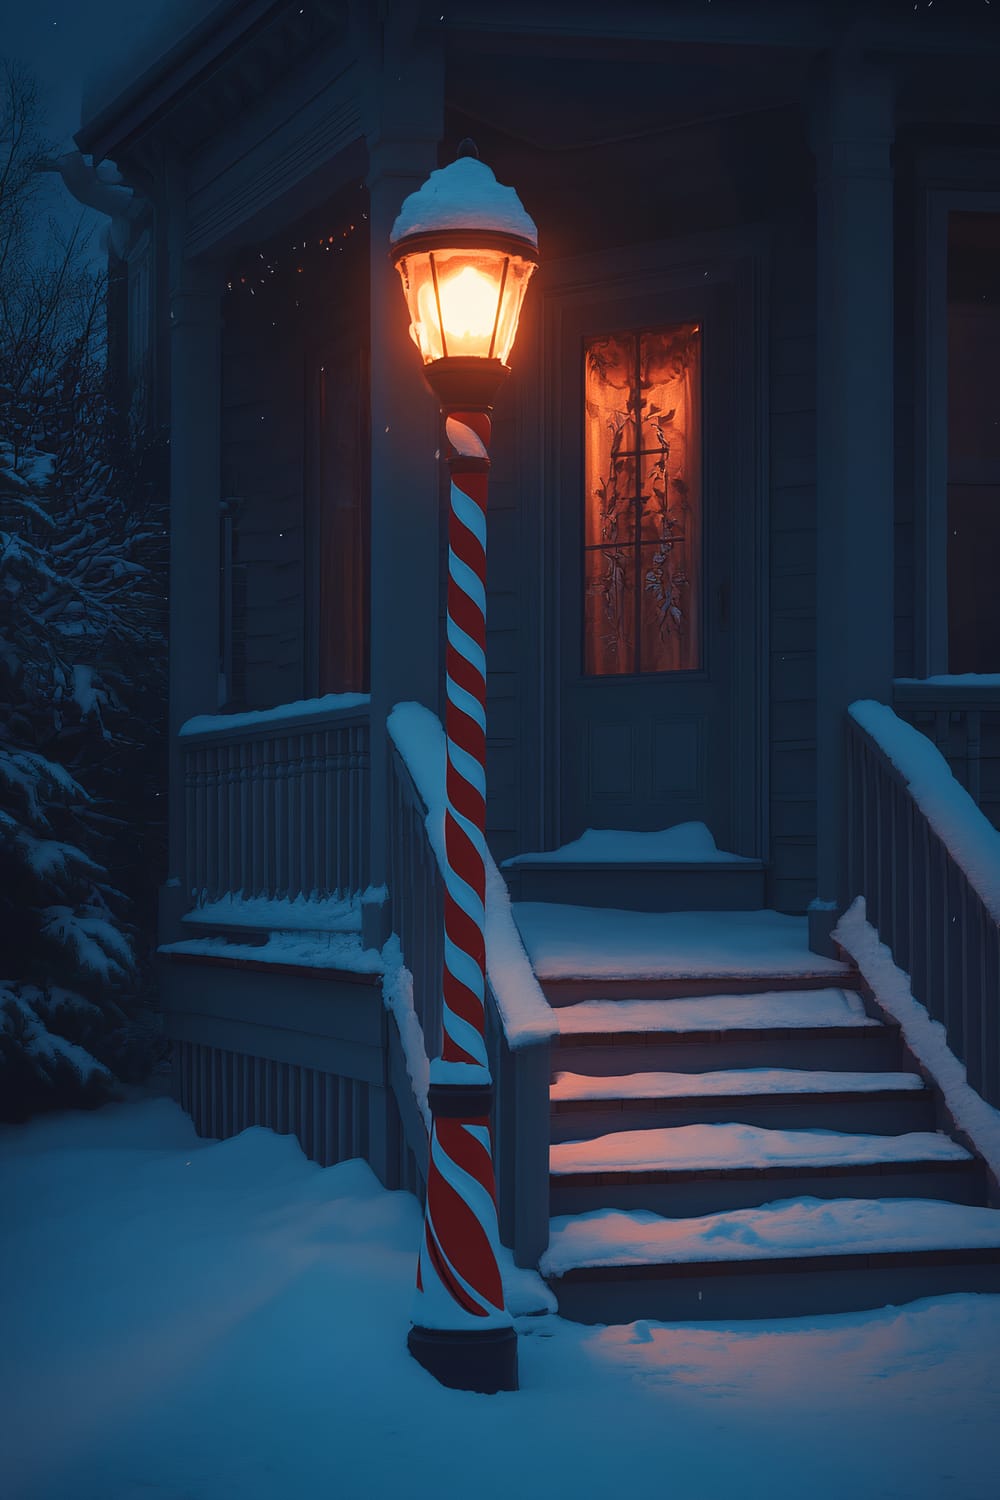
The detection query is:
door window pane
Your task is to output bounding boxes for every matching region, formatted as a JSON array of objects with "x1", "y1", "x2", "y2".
[
  {"x1": 584, "y1": 323, "x2": 701, "y2": 675},
  {"x1": 947, "y1": 212, "x2": 1000, "y2": 672}
]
